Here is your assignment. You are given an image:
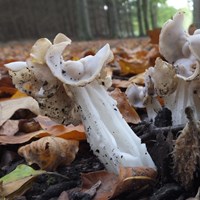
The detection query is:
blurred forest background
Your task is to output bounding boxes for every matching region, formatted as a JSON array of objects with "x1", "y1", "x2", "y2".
[{"x1": 0, "y1": 0, "x2": 198, "y2": 42}]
